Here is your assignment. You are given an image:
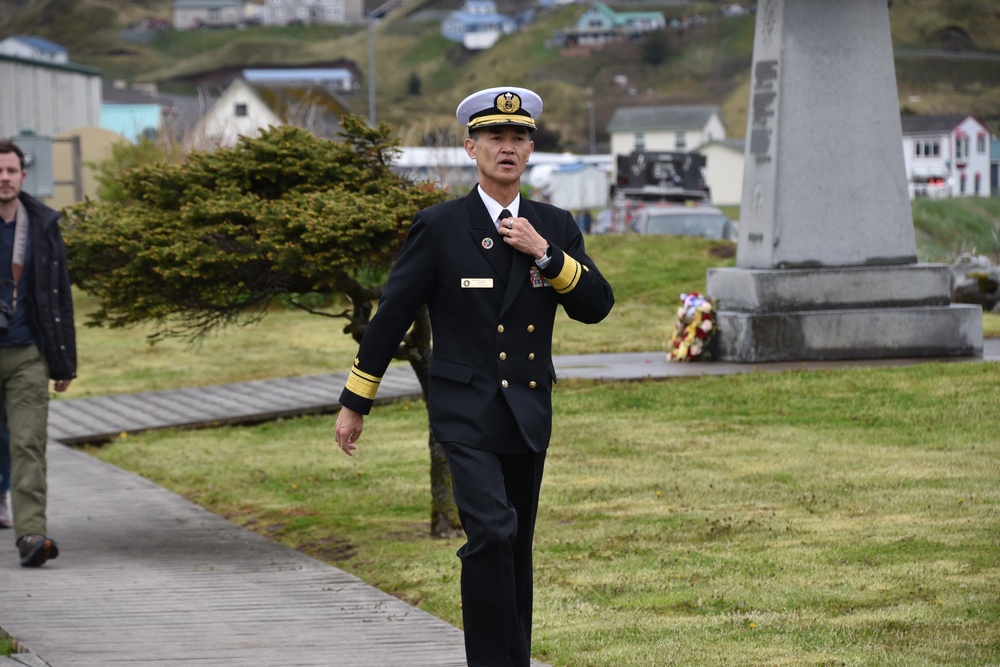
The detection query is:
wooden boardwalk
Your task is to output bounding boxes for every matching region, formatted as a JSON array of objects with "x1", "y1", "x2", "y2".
[
  {"x1": 2, "y1": 346, "x2": 997, "y2": 666},
  {"x1": 1, "y1": 364, "x2": 553, "y2": 667}
]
